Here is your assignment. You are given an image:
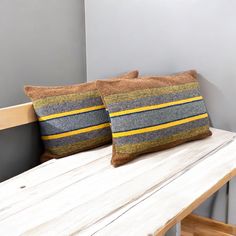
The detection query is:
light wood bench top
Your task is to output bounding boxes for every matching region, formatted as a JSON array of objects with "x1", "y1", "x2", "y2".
[{"x1": 0, "y1": 128, "x2": 236, "y2": 236}]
